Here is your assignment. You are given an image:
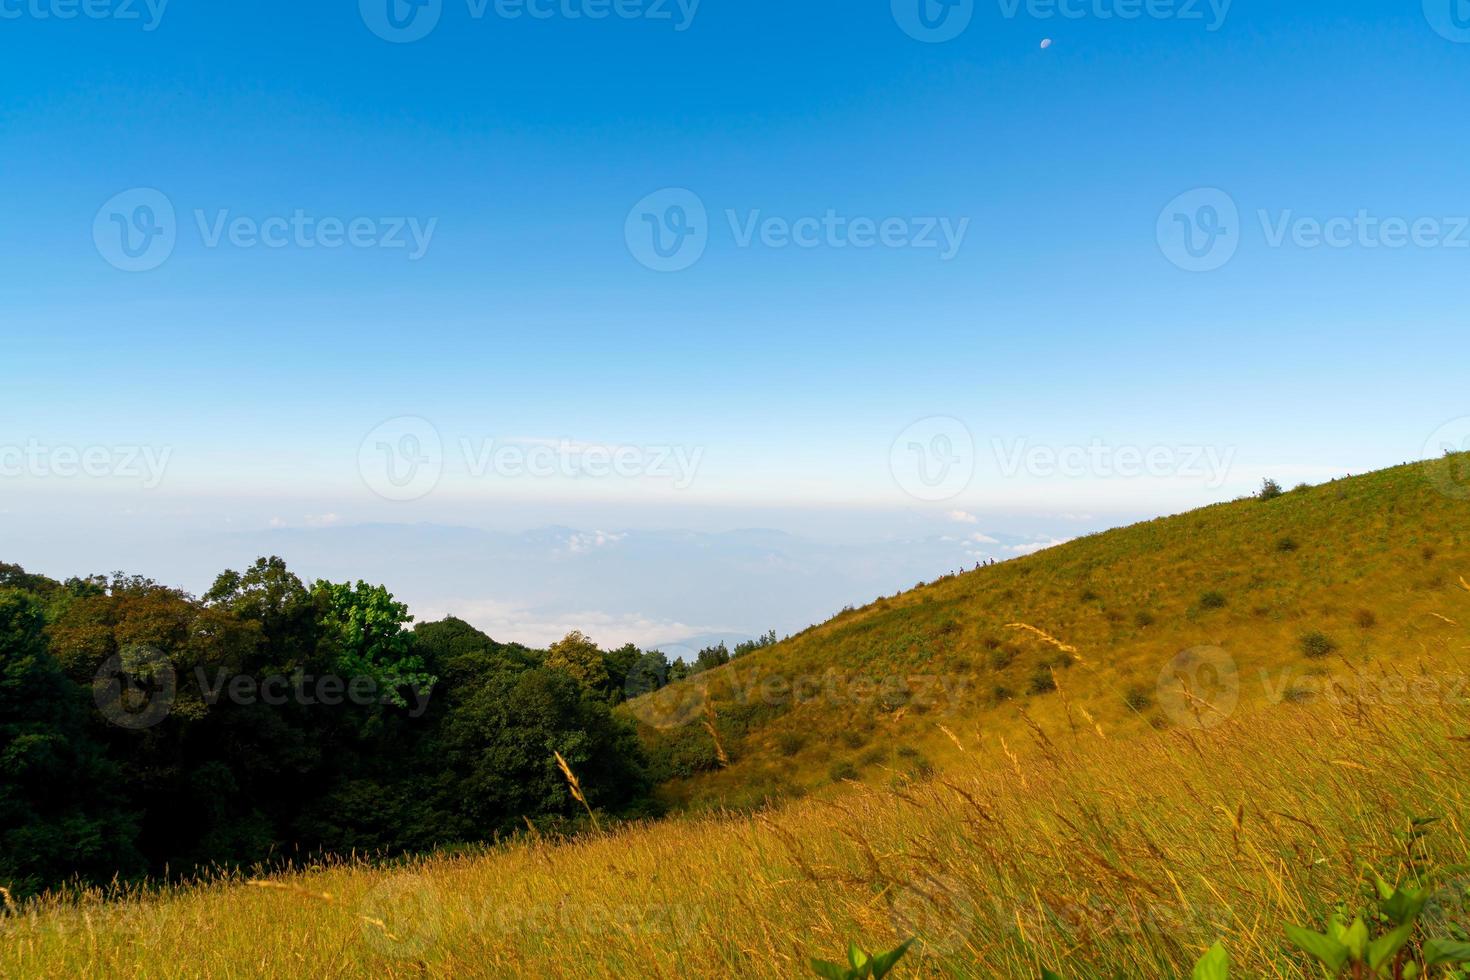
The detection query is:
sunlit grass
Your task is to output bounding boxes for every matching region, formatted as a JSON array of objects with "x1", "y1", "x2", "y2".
[{"x1": 4, "y1": 687, "x2": 1467, "y2": 978}]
